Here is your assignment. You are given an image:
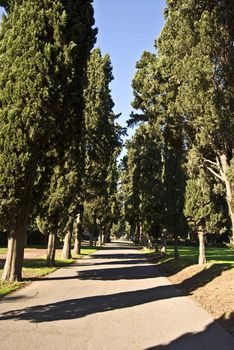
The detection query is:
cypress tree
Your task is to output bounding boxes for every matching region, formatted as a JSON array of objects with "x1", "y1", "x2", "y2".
[
  {"x1": 0, "y1": 0, "x2": 96, "y2": 280},
  {"x1": 184, "y1": 147, "x2": 227, "y2": 264},
  {"x1": 130, "y1": 49, "x2": 186, "y2": 253},
  {"x1": 0, "y1": 0, "x2": 65, "y2": 281},
  {"x1": 122, "y1": 124, "x2": 163, "y2": 246},
  {"x1": 159, "y1": 0, "x2": 234, "y2": 242},
  {"x1": 83, "y1": 48, "x2": 122, "y2": 246}
]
